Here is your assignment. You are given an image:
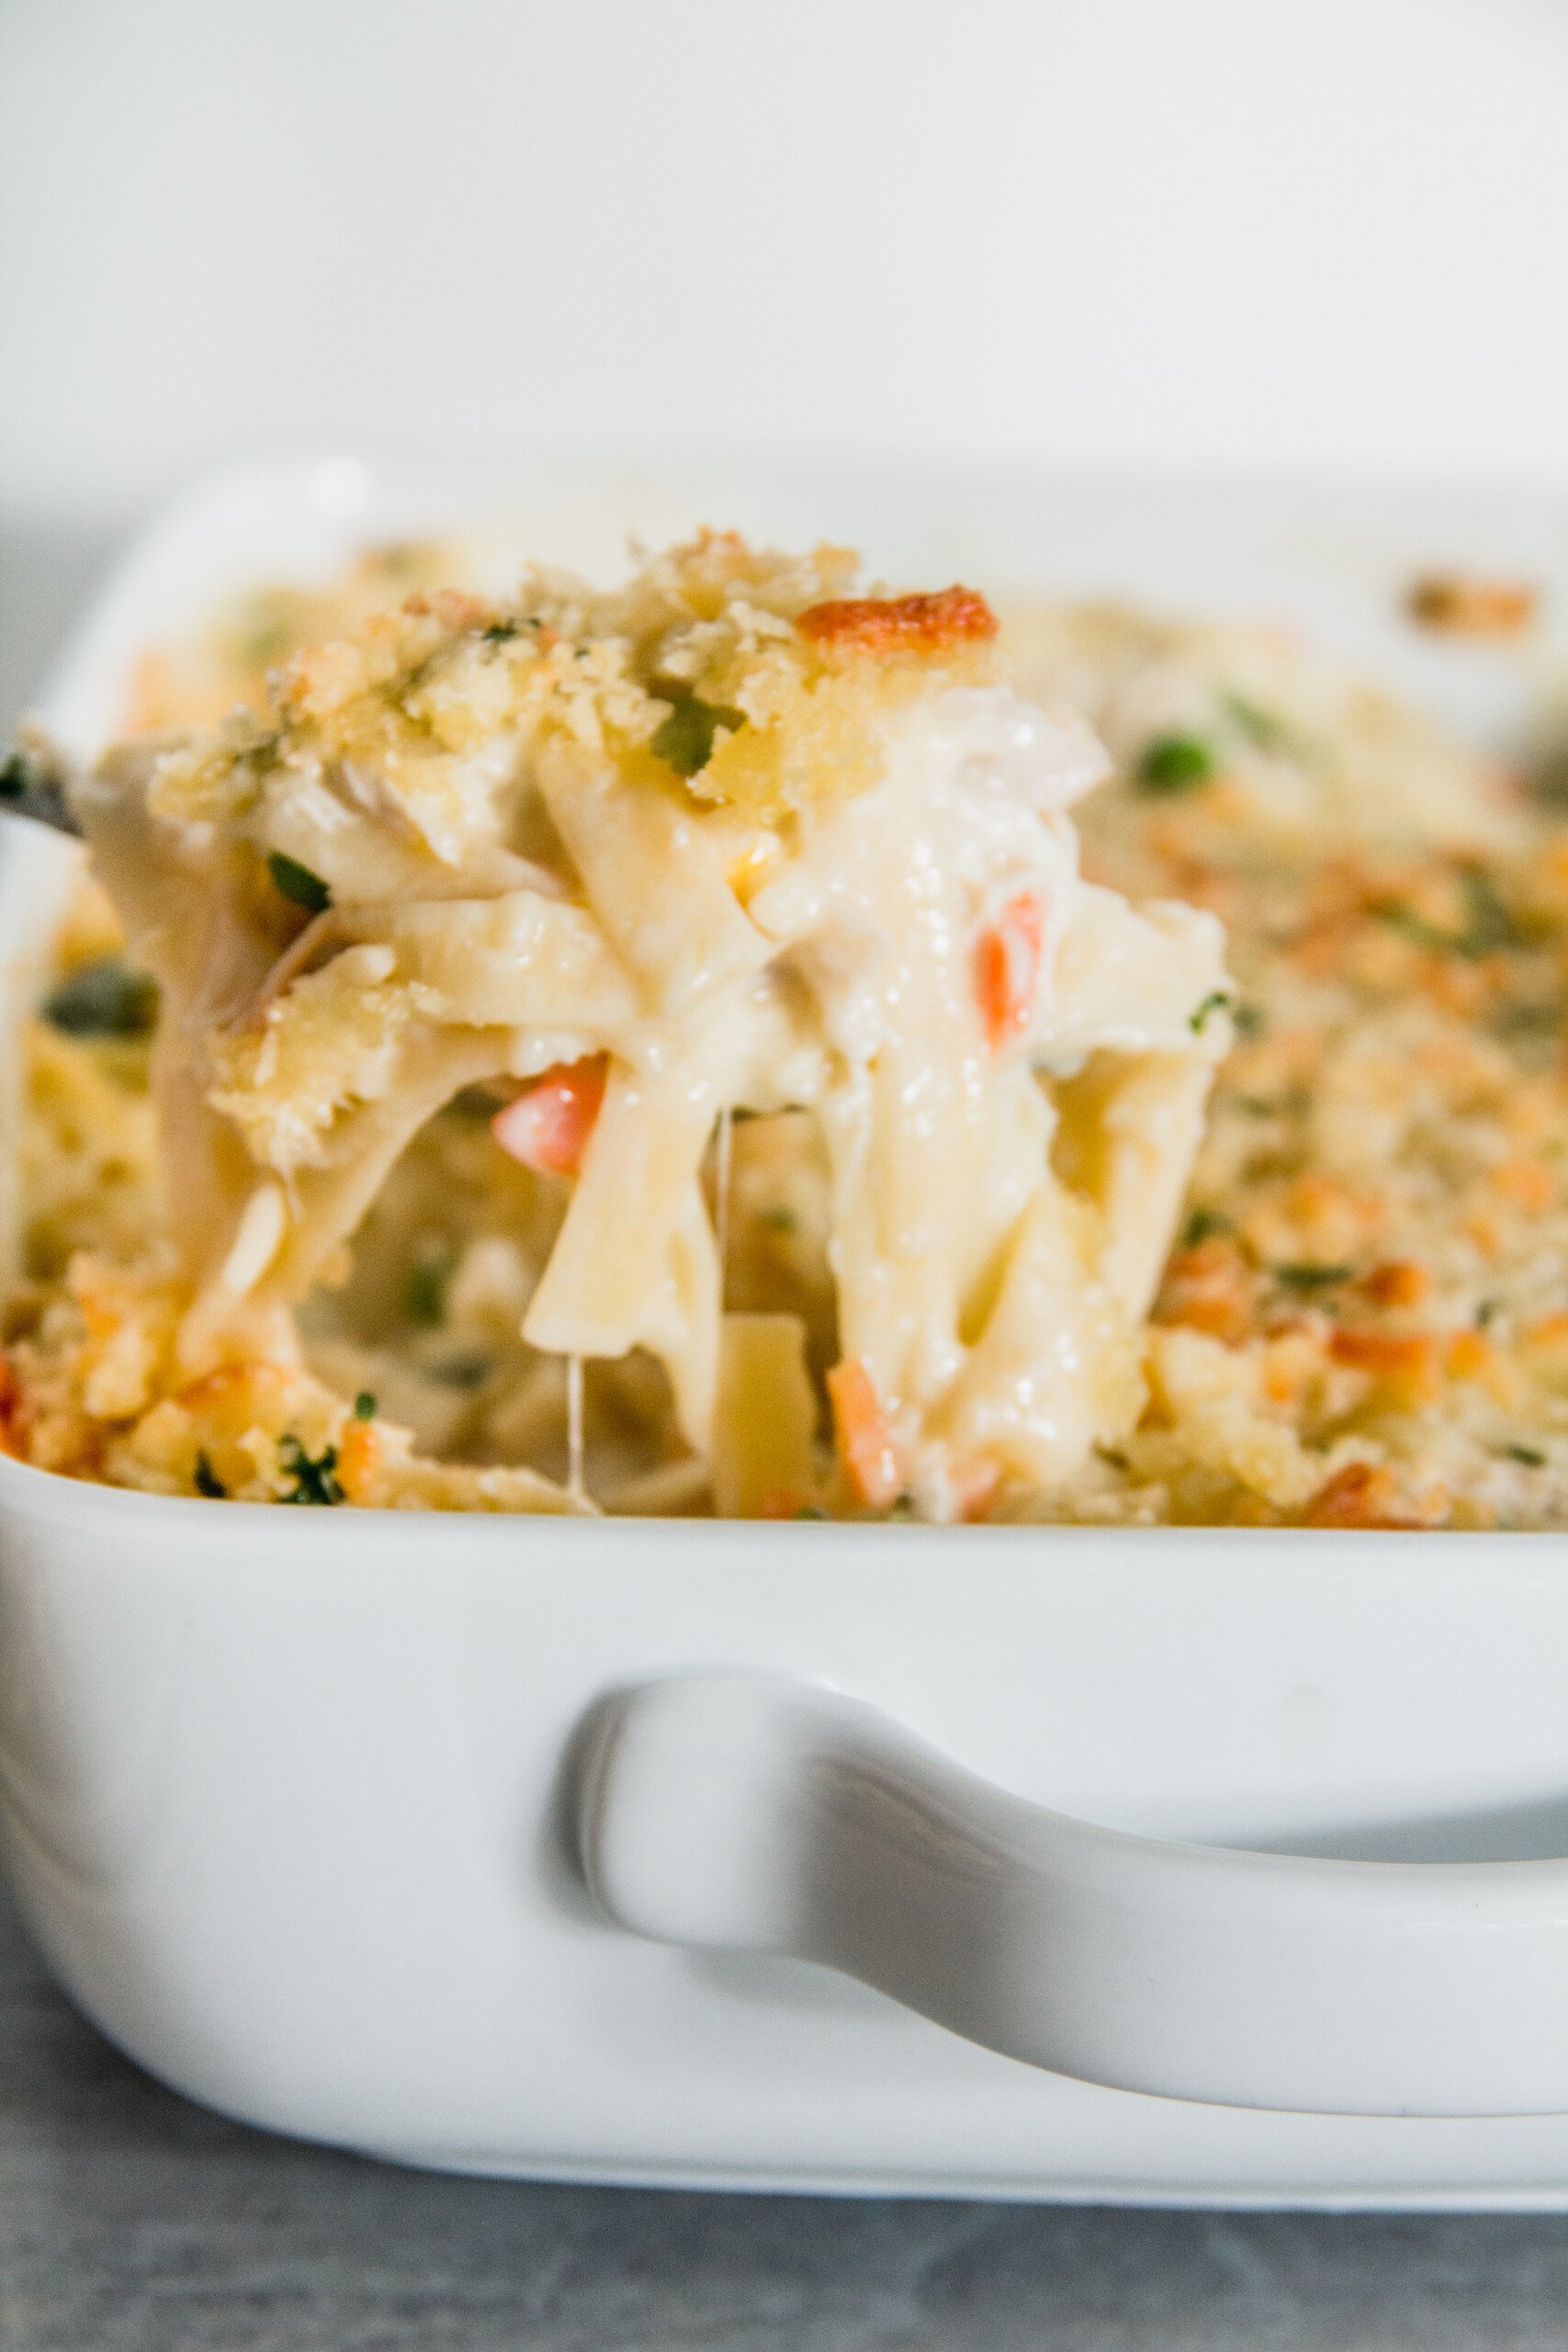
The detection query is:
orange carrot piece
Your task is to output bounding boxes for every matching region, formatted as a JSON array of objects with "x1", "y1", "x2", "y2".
[
  {"x1": 827, "y1": 1357, "x2": 901, "y2": 1510},
  {"x1": 947, "y1": 1451, "x2": 1002, "y2": 1521},
  {"x1": 1328, "y1": 1328, "x2": 1441, "y2": 1409},
  {"x1": 1301, "y1": 1462, "x2": 1425, "y2": 1531},
  {"x1": 335, "y1": 1417, "x2": 381, "y2": 1502},
  {"x1": 974, "y1": 892, "x2": 1045, "y2": 1051},
  {"x1": 0, "y1": 1352, "x2": 25, "y2": 1459},
  {"x1": 1359, "y1": 1259, "x2": 1429, "y2": 1308},
  {"x1": 1494, "y1": 1156, "x2": 1552, "y2": 1214},
  {"x1": 491, "y1": 1056, "x2": 607, "y2": 1177}
]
